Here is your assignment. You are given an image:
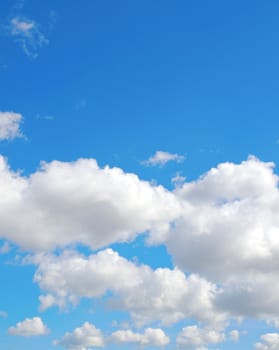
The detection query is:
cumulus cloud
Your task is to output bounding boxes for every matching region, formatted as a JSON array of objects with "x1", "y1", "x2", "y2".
[
  {"x1": 54, "y1": 322, "x2": 104, "y2": 350},
  {"x1": 4, "y1": 154, "x2": 279, "y2": 328},
  {"x1": 8, "y1": 16, "x2": 48, "y2": 58},
  {"x1": 8, "y1": 317, "x2": 49, "y2": 337},
  {"x1": 148, "y1": 156, "x2": 279, "y2": 323},
  {"x1": 176, "y1": 325, "x2": 225, "y2": 349},
  {"x1": 142, "y1": 151, "x2": 185, "y2": 167},
  {"x1": 0, "y1": 156, "x2": 181, "y2": 251},
  {"x1": 110, "y1": 328, "x2": 170, "y2": 346},
  {"x1": 255, "y1": 333, "x2": 279, "y2": 350},
  {"x1": 0, "y1": 112, "x2": 23, "y2": 140},
  {"x1": 32, "y1": 248, "x2": 220, "y2": 326}
]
